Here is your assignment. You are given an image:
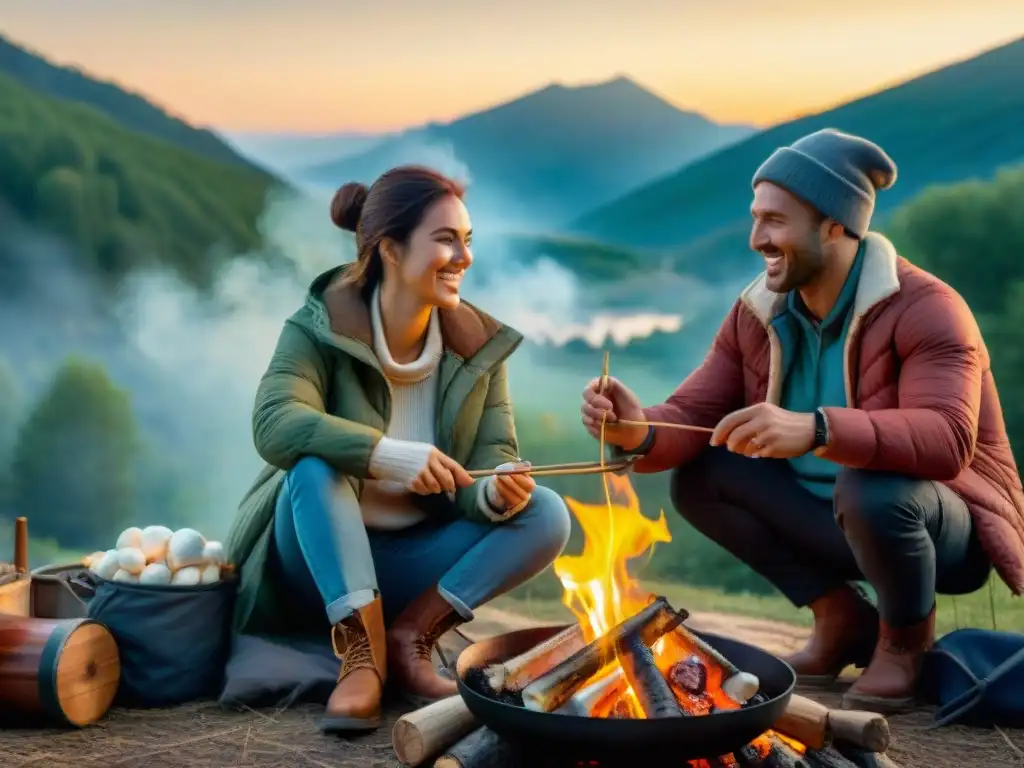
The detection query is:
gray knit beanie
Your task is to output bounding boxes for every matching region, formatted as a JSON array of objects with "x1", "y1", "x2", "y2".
[{"x1": 751, "y1": 129, "x2": 897, "y2": 238}]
